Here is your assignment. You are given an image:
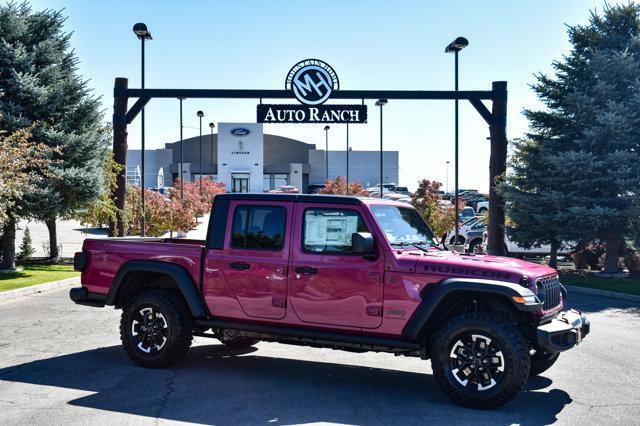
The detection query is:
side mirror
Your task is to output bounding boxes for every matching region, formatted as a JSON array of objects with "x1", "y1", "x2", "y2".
[{"x1": 352, "y1": 232, "x2": 375, "y2": 255}]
